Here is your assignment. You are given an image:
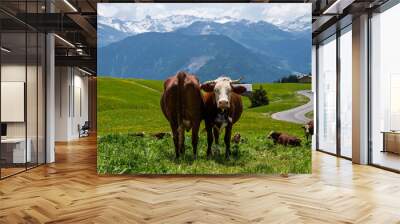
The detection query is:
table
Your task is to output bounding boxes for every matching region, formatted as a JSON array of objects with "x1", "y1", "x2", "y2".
[
  {"x1": 1, "y1": 138, "x2": 31, "y2": 164},
  {"x1": 382, "y1": 131, "x2": 400, "y2": 154}
]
